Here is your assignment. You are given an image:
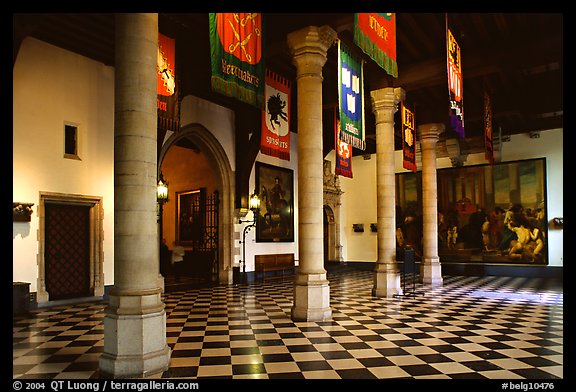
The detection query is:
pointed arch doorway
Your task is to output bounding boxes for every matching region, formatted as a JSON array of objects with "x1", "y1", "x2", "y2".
[
  {"x1": 323, "y1": 160, "x2": 344, "y2": 266},
  {"x1": 158, "y1": 123, "x2": 235, "y2": 289}
]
